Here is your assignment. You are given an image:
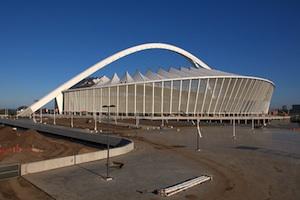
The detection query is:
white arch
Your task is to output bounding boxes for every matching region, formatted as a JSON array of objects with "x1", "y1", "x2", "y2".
[{"x1": 19, "y1": 43, "x2": 211, "y2": 116}]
